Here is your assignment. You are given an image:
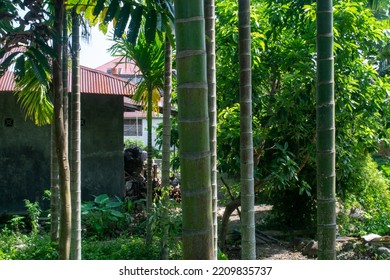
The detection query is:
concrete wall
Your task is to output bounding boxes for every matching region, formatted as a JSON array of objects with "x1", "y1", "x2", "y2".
[
  {"x1": 0, "y1": 93, "x2": 124, "y2": 214},
  {"x1": 123, "y1": 117, "x2": 163, "y2": 148},
  {"x1": 80, "y1": 94, "x2": 124, "y2": 201},
  {"x1": 0, "y1": 93, "x2": 51, "y2": 214}
]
